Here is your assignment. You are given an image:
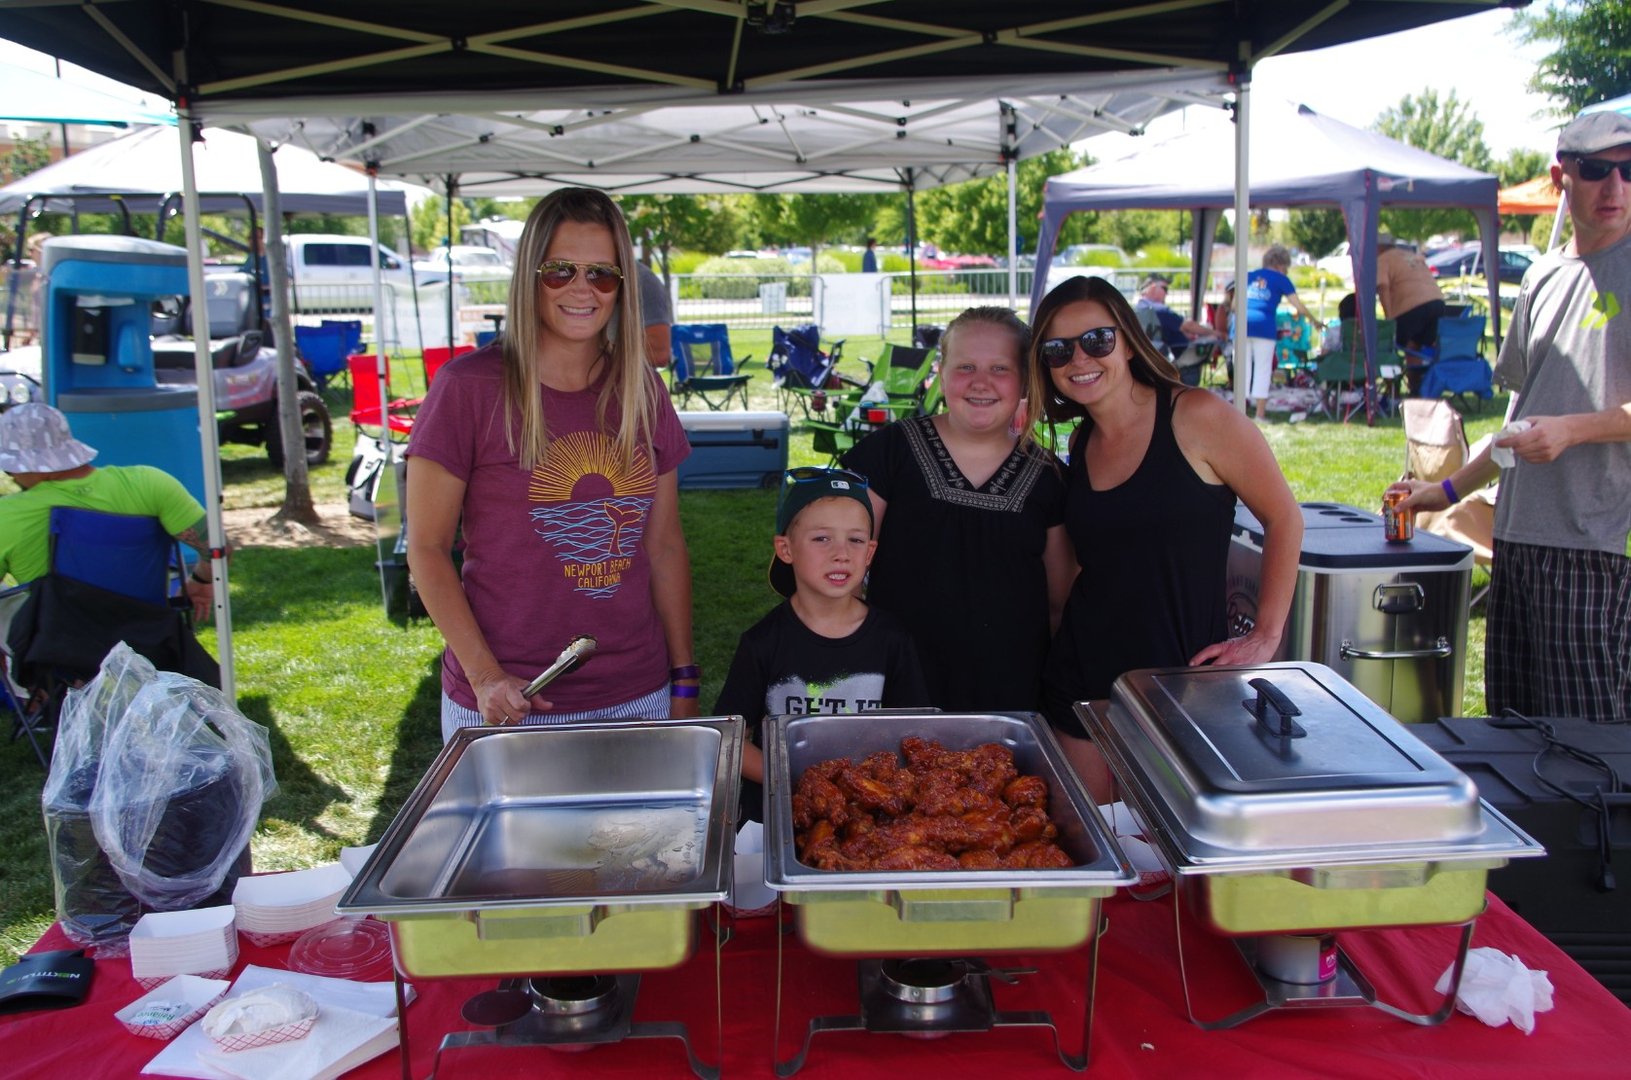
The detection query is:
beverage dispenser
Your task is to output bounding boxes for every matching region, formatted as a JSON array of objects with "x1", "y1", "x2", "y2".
[{"x1": 41, "y1": 236, "x2": 204, "y2": 503}]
